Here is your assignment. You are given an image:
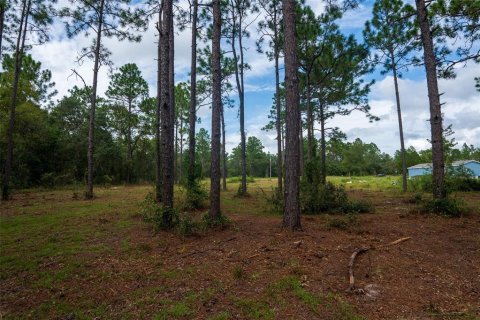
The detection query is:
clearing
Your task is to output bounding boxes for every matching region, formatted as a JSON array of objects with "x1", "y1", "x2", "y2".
[{"x1": 1, "y1": 178, "x2": 479, "y2": 319}]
